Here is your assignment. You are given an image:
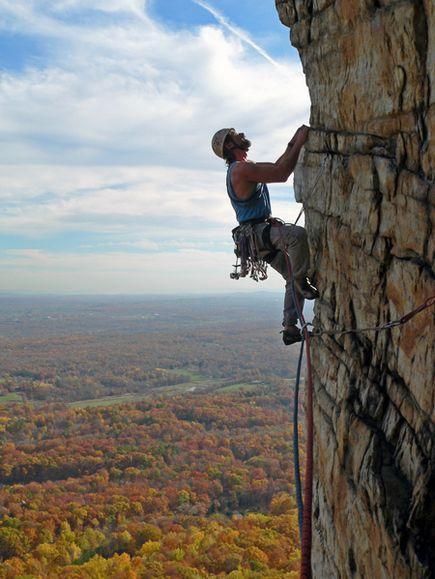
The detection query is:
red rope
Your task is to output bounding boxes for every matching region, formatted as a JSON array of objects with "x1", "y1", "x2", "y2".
[
  {"x1": 300, "y1": 316, "x2": 314, "y2": 579},
  {"x1": 283, "y1": 251, "x2": 313, "y2": 579}
]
